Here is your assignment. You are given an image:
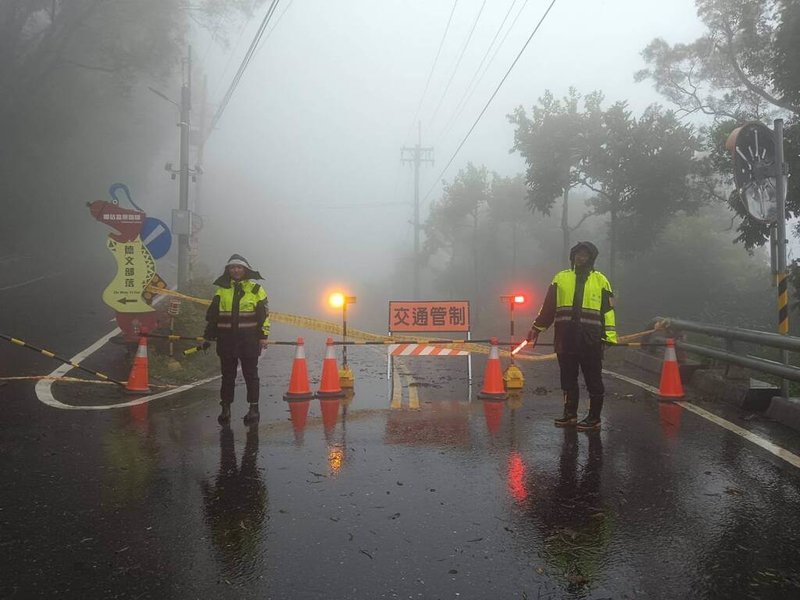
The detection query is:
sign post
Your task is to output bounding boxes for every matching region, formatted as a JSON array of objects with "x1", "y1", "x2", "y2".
[{"x1": 727, "y1": 120, "x2": 790, "y2": 397}]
